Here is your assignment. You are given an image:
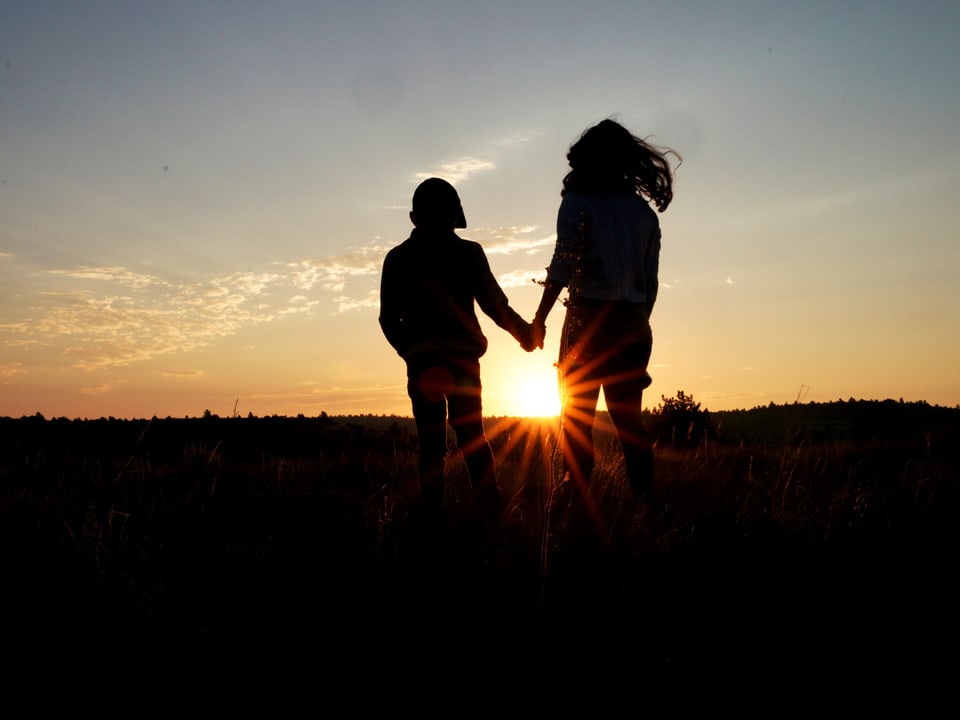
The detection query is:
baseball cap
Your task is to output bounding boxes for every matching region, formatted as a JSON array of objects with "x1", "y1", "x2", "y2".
[{"x1": 411, "y1": 177, "x2": 467, "y2": 228}]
